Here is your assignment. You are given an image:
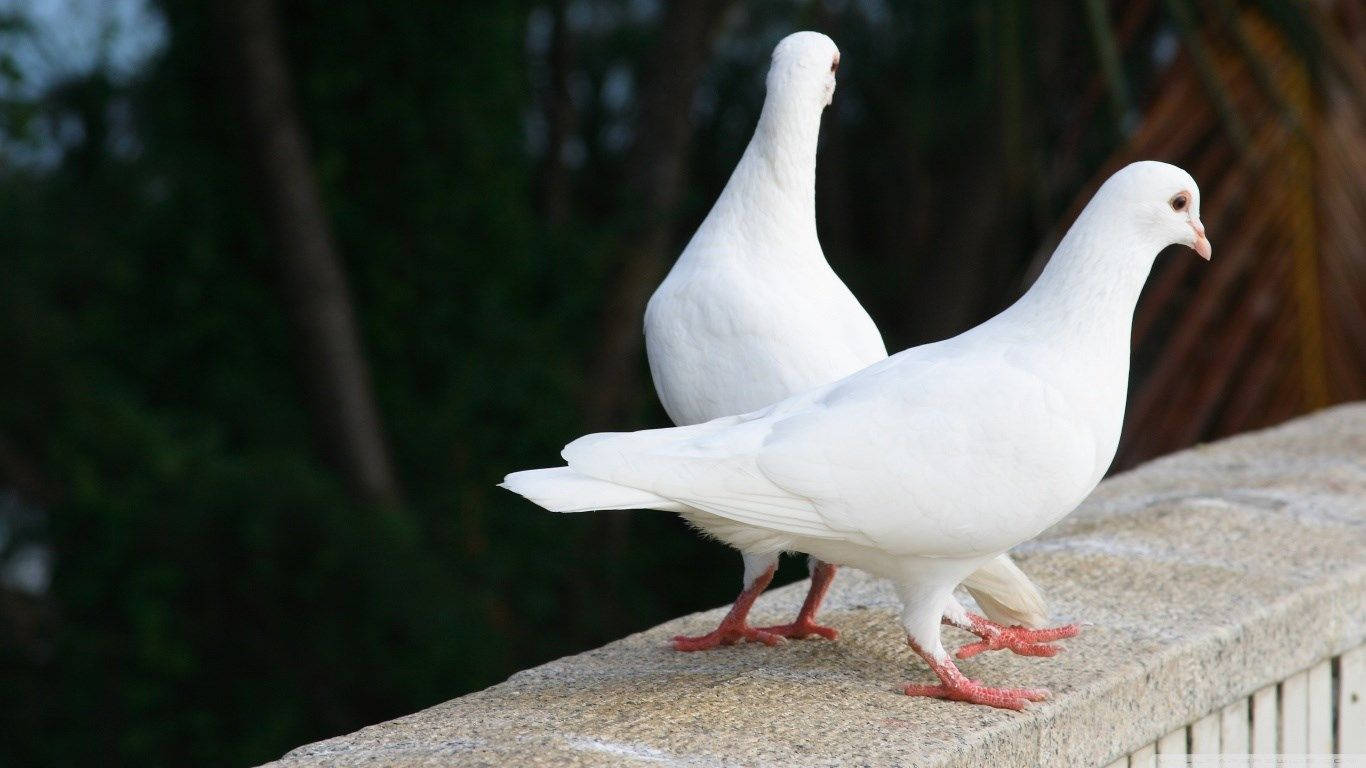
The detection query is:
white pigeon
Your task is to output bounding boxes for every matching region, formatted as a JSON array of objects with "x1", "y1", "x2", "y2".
[
  {"x1": 504, "y1": 160, "x2": 1211, "y2": 708},
  {"x1": 642, "y1": 31, "x2": 1062, "y2": 654}
]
